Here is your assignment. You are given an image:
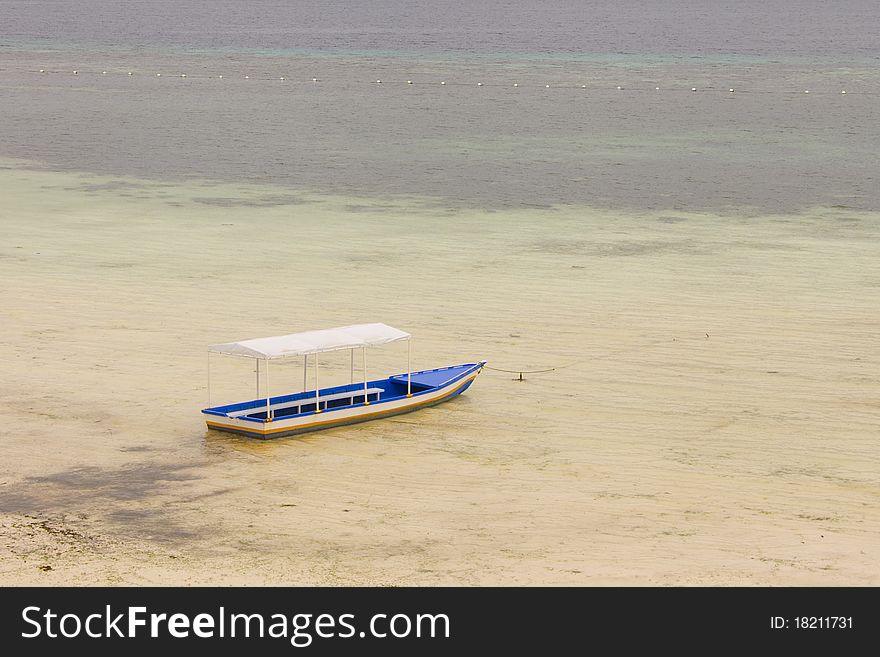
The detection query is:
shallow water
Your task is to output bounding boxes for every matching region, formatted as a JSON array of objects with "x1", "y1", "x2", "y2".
[{"x1": 1, "y1": 166, "x2": 878, "y2": 584}]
